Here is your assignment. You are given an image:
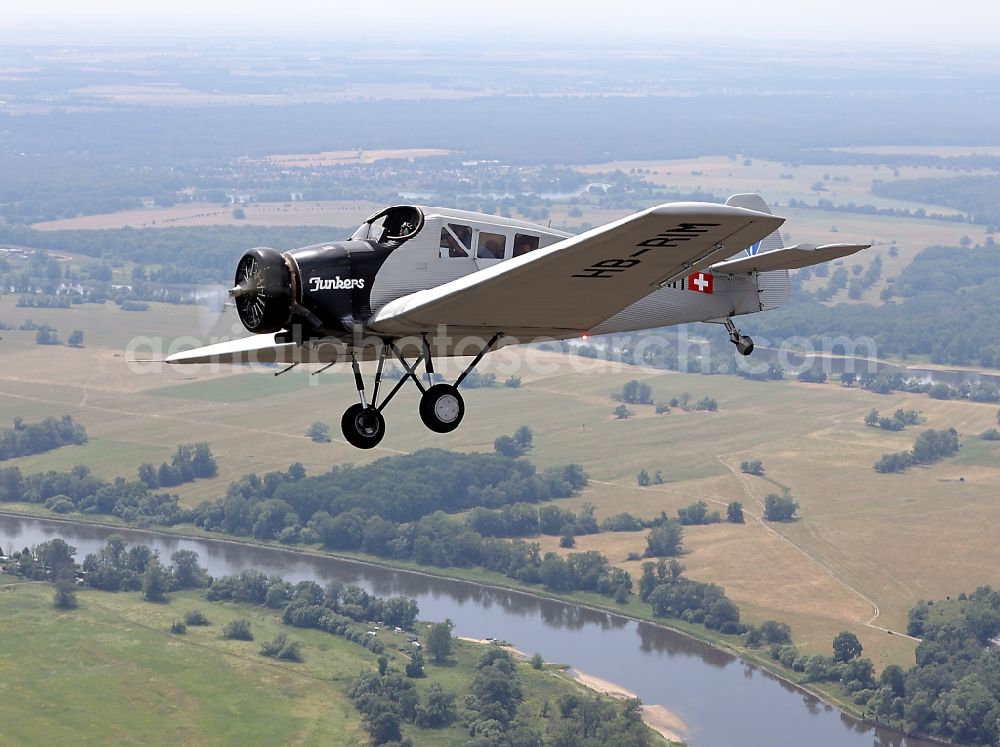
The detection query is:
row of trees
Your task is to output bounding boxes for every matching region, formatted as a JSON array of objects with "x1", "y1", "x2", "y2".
[
  {"x1": 137, "y1": 443, "x2": 218, "y2": 489},
  {"x1": 638, "y1": 558, "x2": 749, "y2": 635},
  {"x1": 864, "y1": 408, "x2": 922, "y2": 431},
  {"x1": 874, "y1": 428, "x2": 961, "y2": 473},
  {"x1": 6, "y1": 535, "x2": 210, "y2": 608},
  {"x1": 0, "y1": 416, "x2": 87, "y2": 461},
  {"x1": 204, "y1": 449, "x2": 587, "y2": 536}
]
